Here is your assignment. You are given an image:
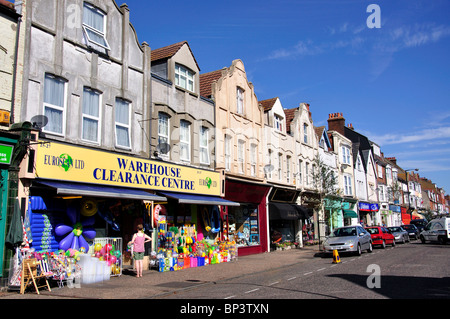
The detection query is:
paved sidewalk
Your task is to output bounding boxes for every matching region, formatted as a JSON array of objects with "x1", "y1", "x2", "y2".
[{"x1": 0, "y1": 245, "x2": 322, "y2": 299}]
